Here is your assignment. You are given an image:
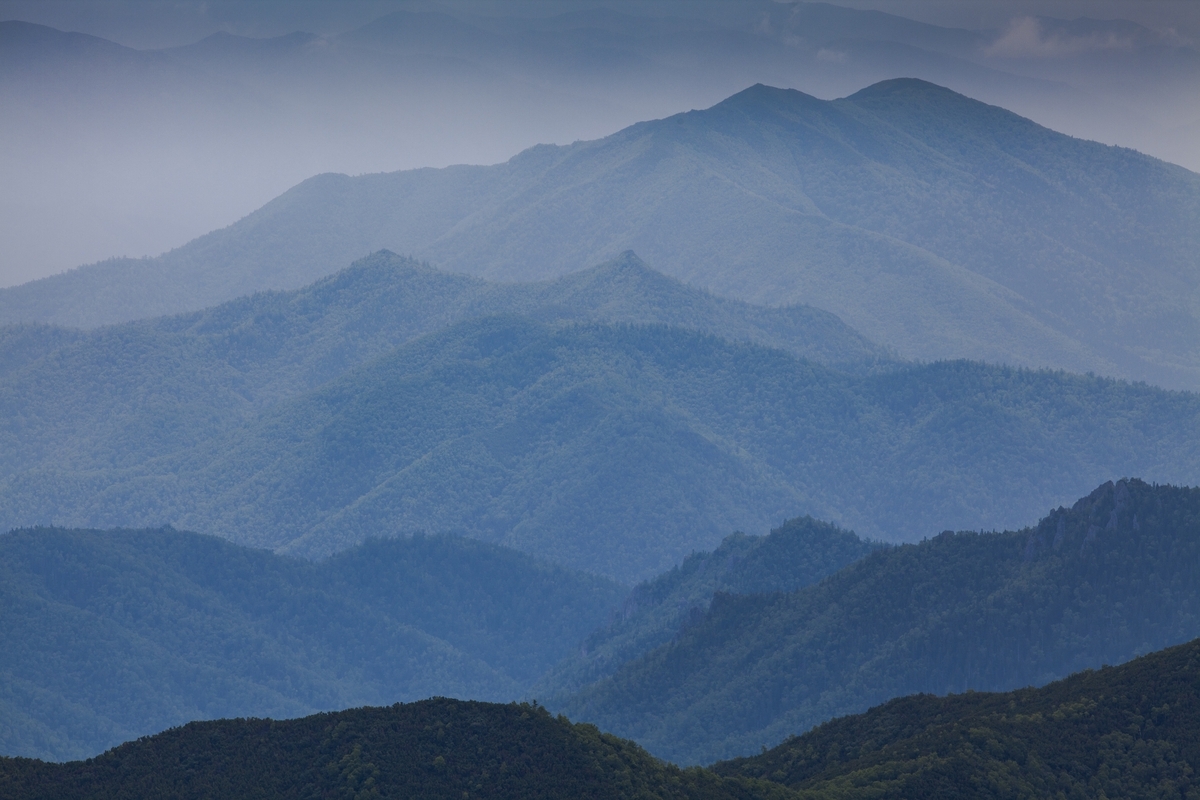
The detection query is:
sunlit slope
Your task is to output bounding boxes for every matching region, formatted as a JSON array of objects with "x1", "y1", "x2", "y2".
[
  {"x1": 5, "y1": 318, "x2": 1199, "y2": 582},
  {"x1": 3, "y1": 79, "x2": 1197, "y2": 387},
  {"x1": 0, "y1": 527, "x2": 622, "y2": 761},
  {"x1": 716, "y1": 635, "x2": 1200, "y2": 799},
  {"x1": 559, "y1": 480, "x2": 1200, "y2": 764},
  {"x1": 0, "y1": 251, "x2": 885, "y2": 480}
]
